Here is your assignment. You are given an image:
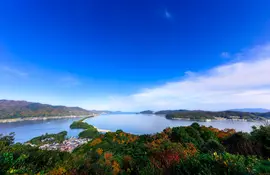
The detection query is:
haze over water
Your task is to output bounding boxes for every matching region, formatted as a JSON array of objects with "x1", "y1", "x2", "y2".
[{"x1": 0, "y1": 114, "x2": 263, "y2": 143}]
